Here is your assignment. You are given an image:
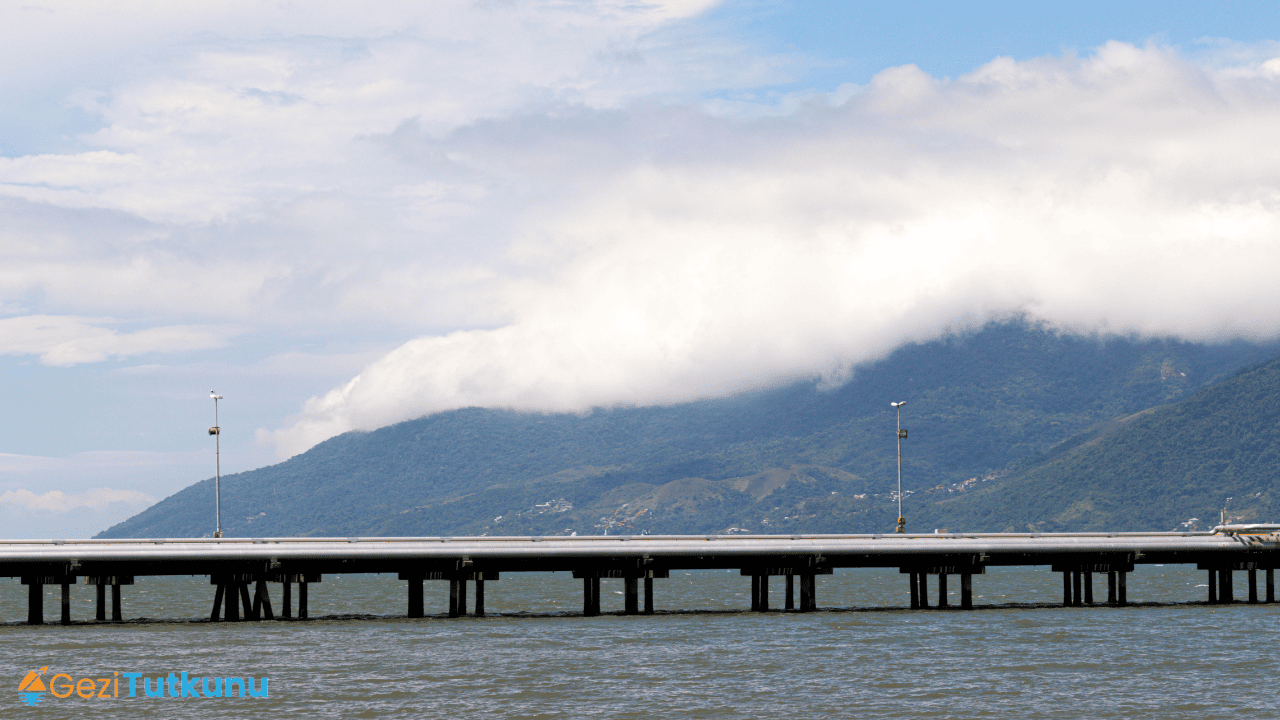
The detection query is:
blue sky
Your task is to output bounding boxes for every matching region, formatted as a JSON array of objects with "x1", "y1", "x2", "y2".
[
  {"x1": 3, "y1": 0, "x2": 1280, "y2": 537},
  {"x1": 710, "y1": 1, "x2": 1280, "y2": 85}
]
